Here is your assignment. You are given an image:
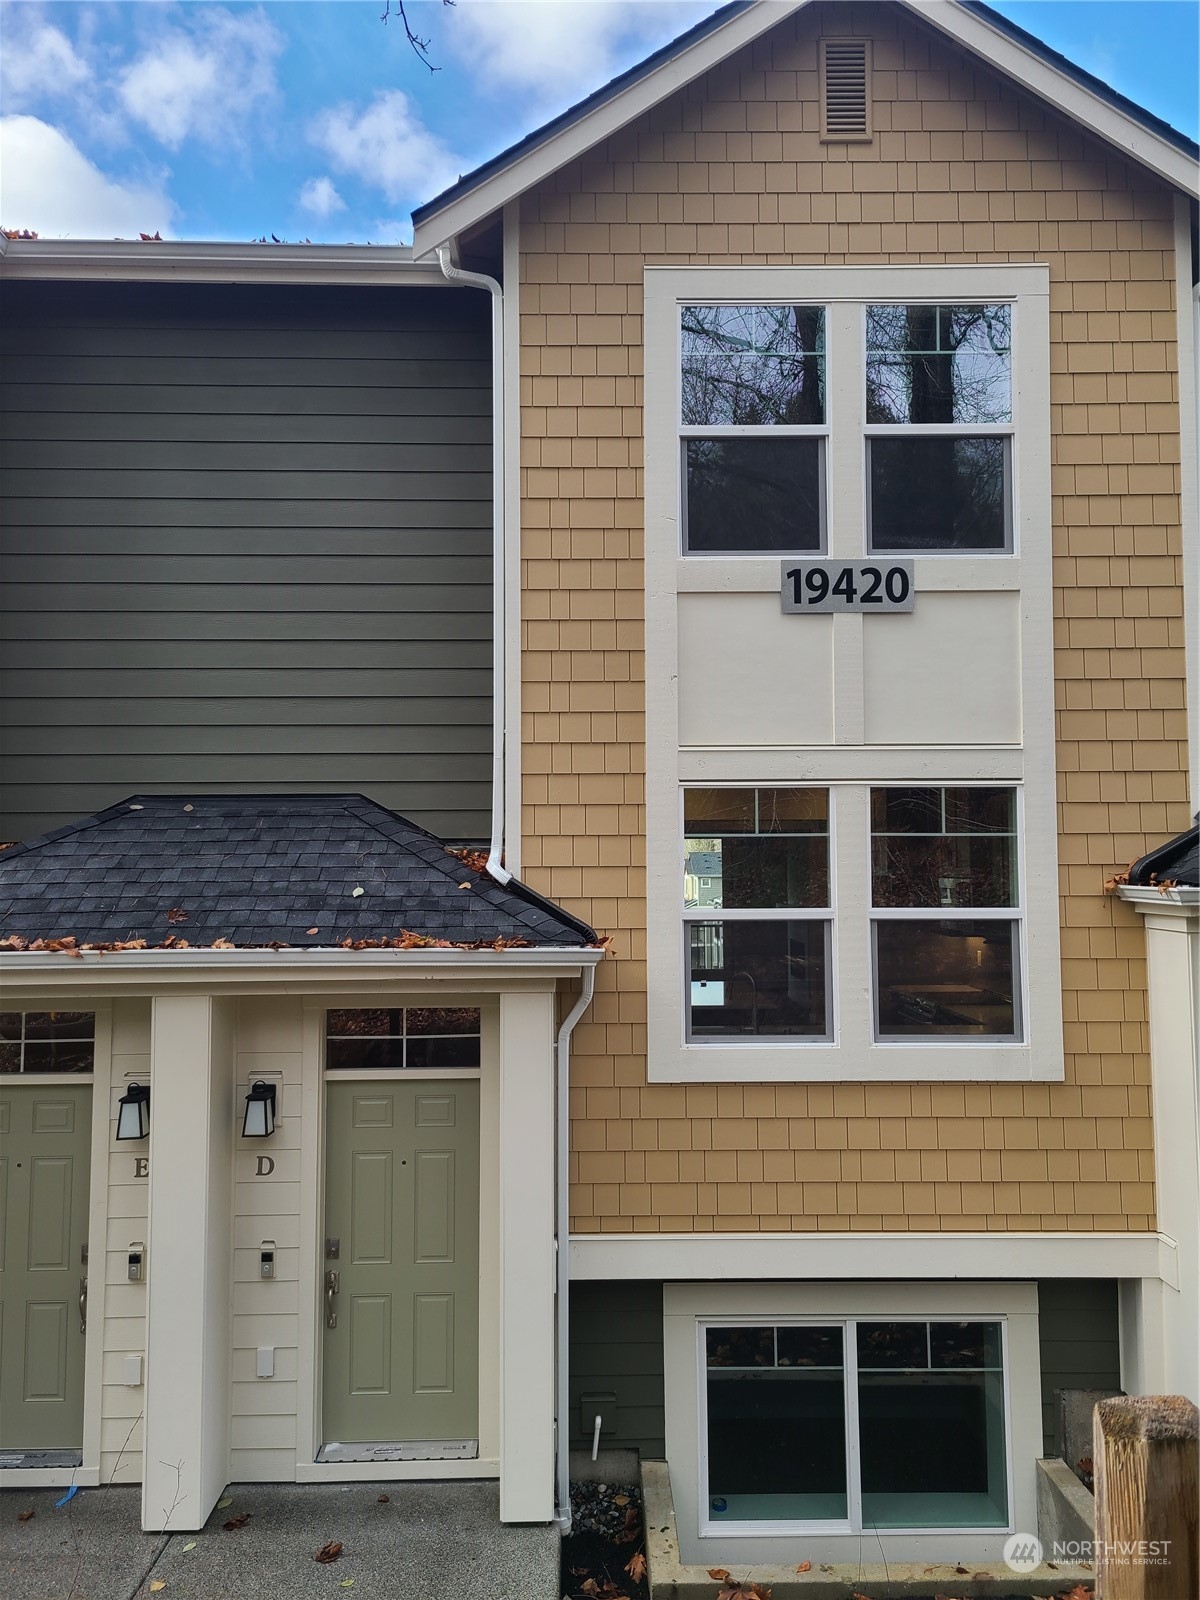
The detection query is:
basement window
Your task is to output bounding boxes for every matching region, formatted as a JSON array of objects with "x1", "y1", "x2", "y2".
[
  {"x1": 702, "y1": 1318, "x2": 1009, "y2": 1531},
  {"x1": 821, "y1": 39, "x2": 871, "y2": 141}
]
